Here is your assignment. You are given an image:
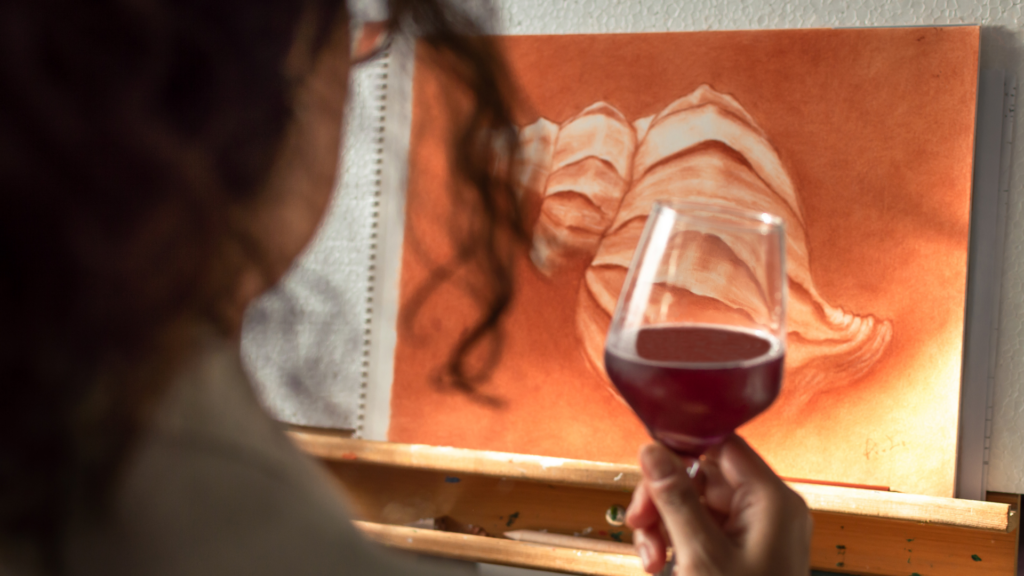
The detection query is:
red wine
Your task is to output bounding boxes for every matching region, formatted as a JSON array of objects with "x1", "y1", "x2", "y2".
[{"x1": 605, "y1": 324, "x2": 783, "y2": 455}]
